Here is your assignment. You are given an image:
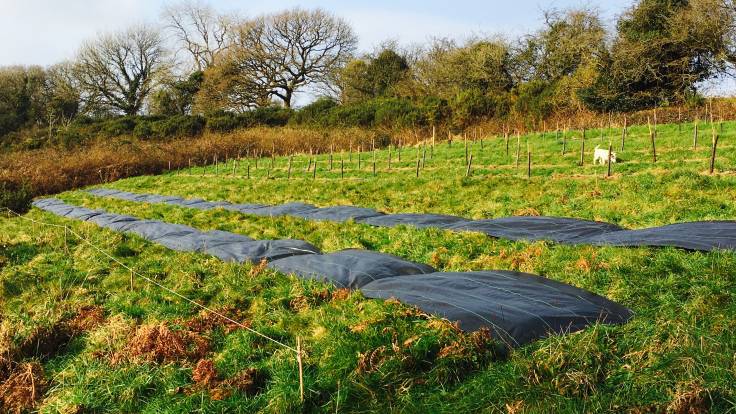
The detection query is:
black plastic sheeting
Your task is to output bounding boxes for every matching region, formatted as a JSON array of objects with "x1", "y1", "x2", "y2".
[
  {"x1": 32, "y1": 198, "x2": 632, "y2": 347},
  {"x1": 33, "y1": 198, "x2": 320, "y2": 262},
  {"x1": 86, "y1": 188, "x2": 736, "y2": 252},
  {"x1": 361, "y1": 271, "x2": 632, "y2": 347},
  {"x1": 268, "y1": 249, "x2": 436, "y2": 289}
]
